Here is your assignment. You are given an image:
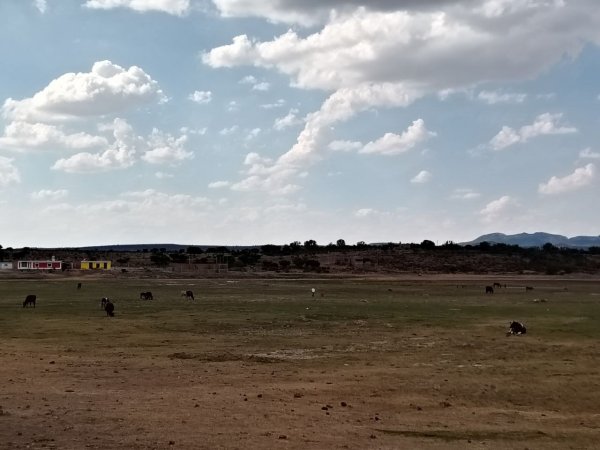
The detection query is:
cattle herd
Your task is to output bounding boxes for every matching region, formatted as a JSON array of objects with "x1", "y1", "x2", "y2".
[
  {"x1": 20, "y1": 287, "x2": 196, "y2": 318},
  {"x1": 20, "y1": 283, "x2": 529, "y2": 335}
]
